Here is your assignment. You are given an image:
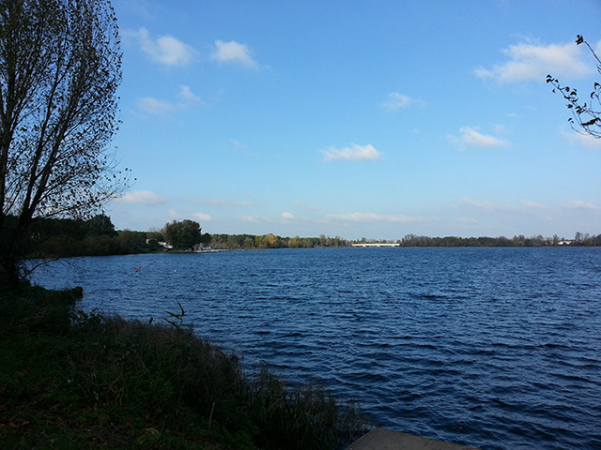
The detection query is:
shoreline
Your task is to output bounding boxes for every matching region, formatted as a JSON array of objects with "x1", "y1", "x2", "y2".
[{"x1": 346, "y1": 428, "x2": 478, "y2": 450}]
